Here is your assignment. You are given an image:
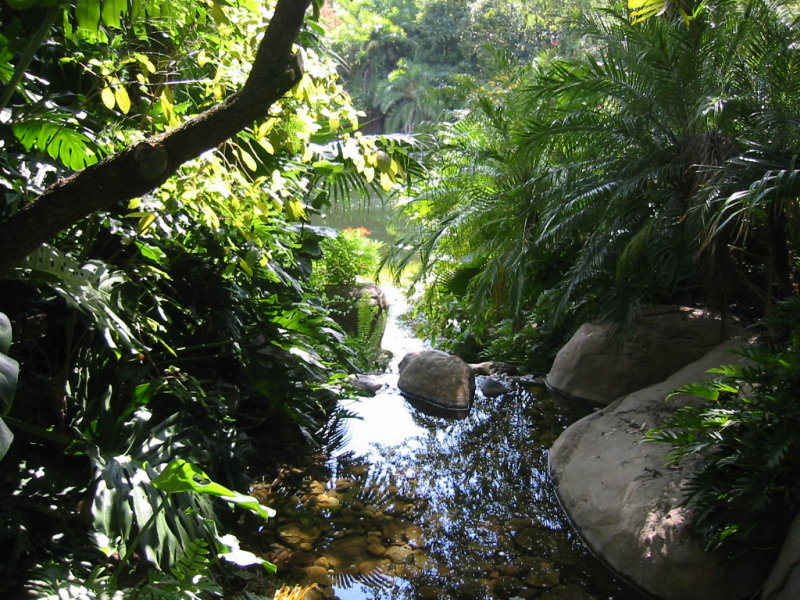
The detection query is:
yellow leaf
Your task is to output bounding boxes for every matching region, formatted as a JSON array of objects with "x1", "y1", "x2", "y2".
[
  {"x1": 285, "y1": 199, "x2": 306, "y2": 221},
  {"x1": 128, "y1": 198, "x2": 141, "y2": 210},
  {"x1": 258, "y1": 138, "x2": 275, "y2": 154},
  {"x1": 239, "y1": 148, "x2": 258, "y2": 171},
  {"x1": 380, "y1": 172, "x2": 394, "y2": 191},
  {"x1": 363, "y1": 166, "x2": 375, "y2": 183},
  {"x1": 101, "y1": 86, "x2": 116, "y2": 110},
  {"x1": 238, "y1": 257, "x2": 253, "y2": 277},
  {"x1": 302, "y1": 145, "x2": 313, "y2": 163},
  {"x1": 115, "y1": 85, "x2": 131, "y2": 114},
  {"x1": 197, "y1": 50, "x2": 210, "y2": 67},
  {"x1": 138, "y1": 213, "x2": 156, "y2": 233},
  {"x1": 136, "y1": 53, "x2": 156, "y2": 74}
]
